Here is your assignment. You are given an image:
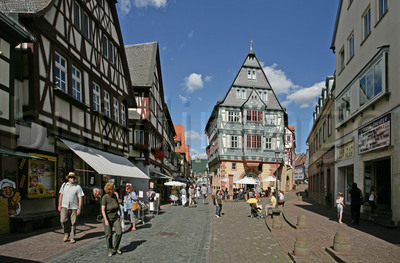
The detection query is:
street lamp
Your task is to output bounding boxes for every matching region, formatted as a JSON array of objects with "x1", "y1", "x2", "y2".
[{"x1": 275, "y1": 151, "x2": 280, "y2": 207}]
